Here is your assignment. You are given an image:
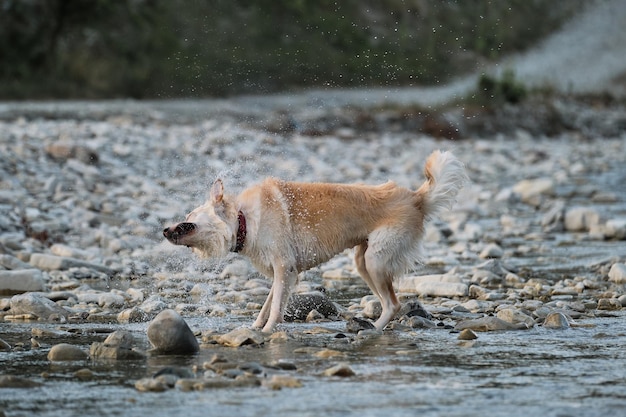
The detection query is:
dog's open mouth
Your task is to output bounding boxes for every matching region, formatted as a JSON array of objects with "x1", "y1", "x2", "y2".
[{"x1": 163, "y1": 222, "x2": 196, "y2": 244}]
